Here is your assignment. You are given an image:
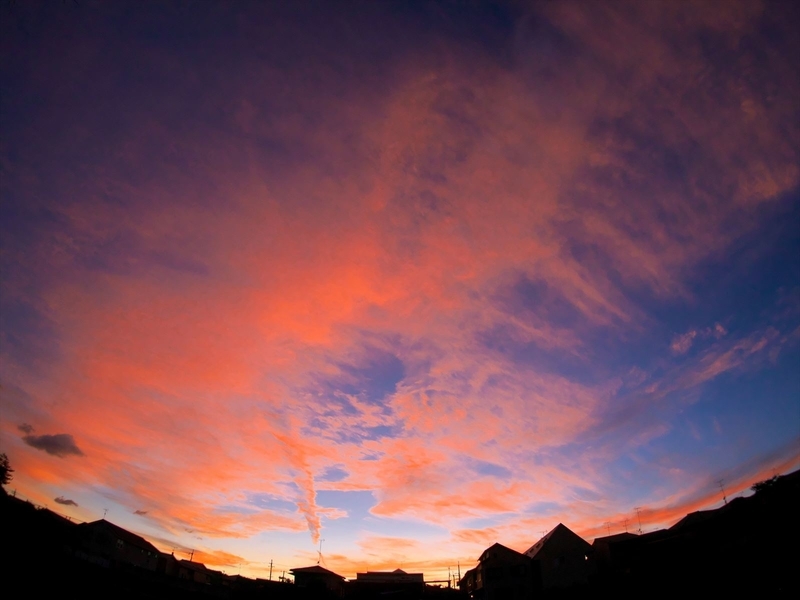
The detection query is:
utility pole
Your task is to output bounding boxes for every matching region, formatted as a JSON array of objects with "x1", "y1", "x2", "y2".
[
  {"x1": 634, "y1": 507, "x2": 642, "y2": 534},
  {"x1": 623, "y1": 518, "x2": 629, "y2": 533},
  {"x1": 605, "y1": 521, "x2": 611, "y2": 536},
  {"x1": 269, "y1": 559, "x2": 273, "y2": 581},
  {"x1": 317, "y1": 538, "x2": 325, "y2": 565}
]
